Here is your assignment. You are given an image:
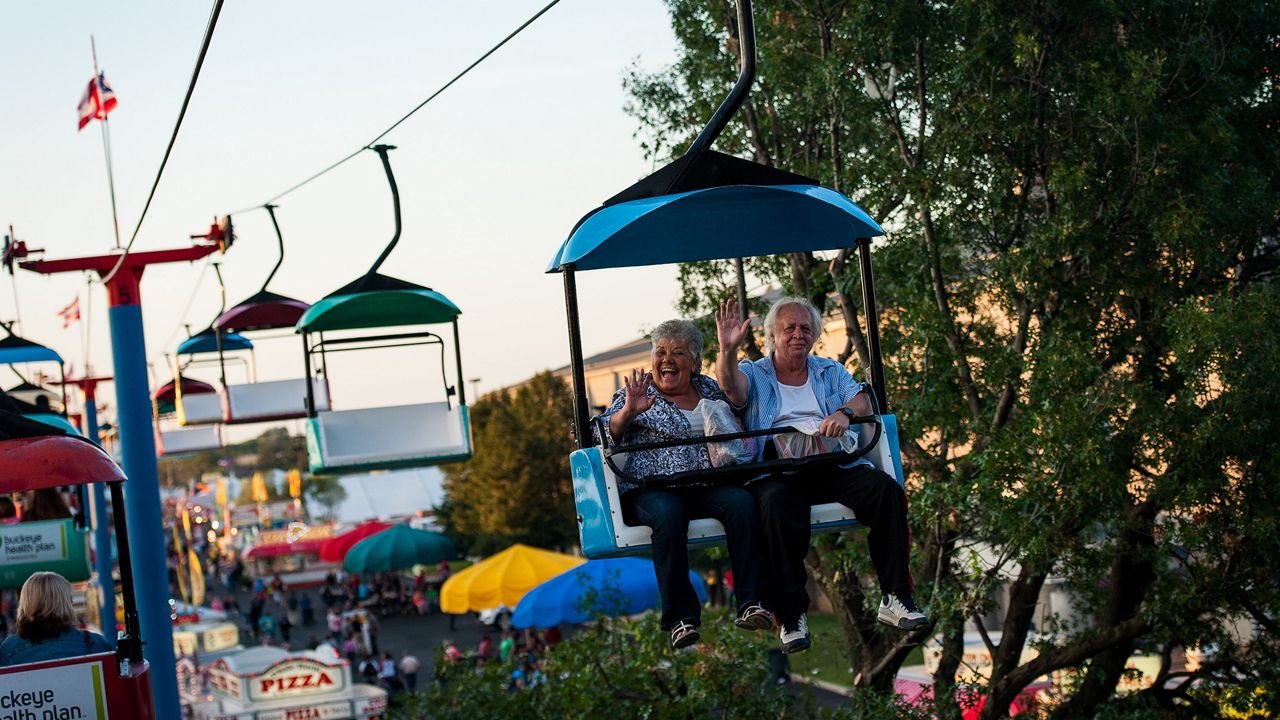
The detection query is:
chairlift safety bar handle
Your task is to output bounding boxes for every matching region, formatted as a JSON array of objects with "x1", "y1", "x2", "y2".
[{"x1": 596, "y1": 414, "x2": 881, "y2": 455}]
